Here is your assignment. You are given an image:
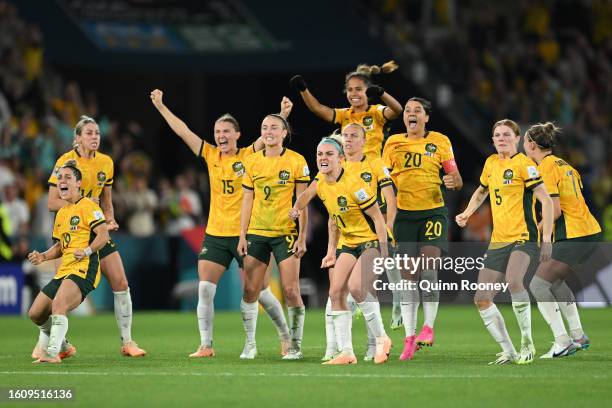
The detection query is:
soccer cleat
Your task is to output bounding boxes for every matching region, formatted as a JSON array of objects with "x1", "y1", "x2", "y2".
[
  {"x1": 399, "y1": 335, "x2": 417, "y2": 361},
  {"x1": 282, "y1": 349, "x2": 304, "y2": 360},
  {"x1": 363, "y1": 343, "x2": 376, "y2": 362},
  {"x1": 374, "y1": 336, "x2": 392, "y2": 364},
  {"x1": 390, "y1": 303, "x2": 403, "y2": 330},
  {"x1": 31, "y1": 343, "x2": 44, "y2": 360},
  {"x1": 189, "y1": 346, "x2": 215, "y2": 358},
  {"x1": 488, "y1": 351, "x2": 517, "y2": 365},
  {"x1": 322, "y1": 349, "x2": 338, "y2": 362},
  {"x1": 516, "y1": 343, "x2": 536, "y2": 365},
  {"x1": 415, "y1": 325, "x2": 435, "y2": 347},
  {"x1": 322, "y1": 352, "x2": 357, "y2": 365},
  {"x1": 239, "y1": 343, "x2": 257, "y2": 360},
  {"x1": 121, "y1": 341, "x2": 146, "y2": 357},
  {"x1": 539, "y1": 342, "x2": 579, "y2": 359},
  {"x1": 573, "y1": 334, "x2": 590, "y2": 350},
  {"x1": 59, "y1": 342, "x2": 77, "y2": 360},
  {"x1": 32, "y1": 350, "x2": 61, "y2": 364},
  {"x1": 280, "y1": 337, "x2": 291, "y2": 356}
]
